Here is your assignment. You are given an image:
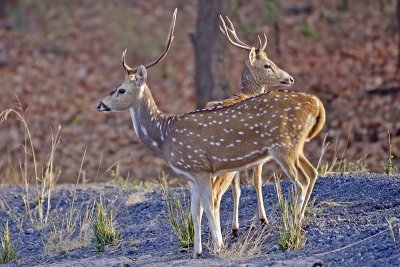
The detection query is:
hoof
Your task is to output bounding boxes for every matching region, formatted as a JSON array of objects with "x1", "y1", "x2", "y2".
[
  {"x1": 231, "y1": 228, "x2": 239, "y2": 239},
  {"x1": 259, "y1": 218, "x2": 268, "y2": 226},
  {"x1": 193, "y1": 252, "x2": 202, "y2": 259}
]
